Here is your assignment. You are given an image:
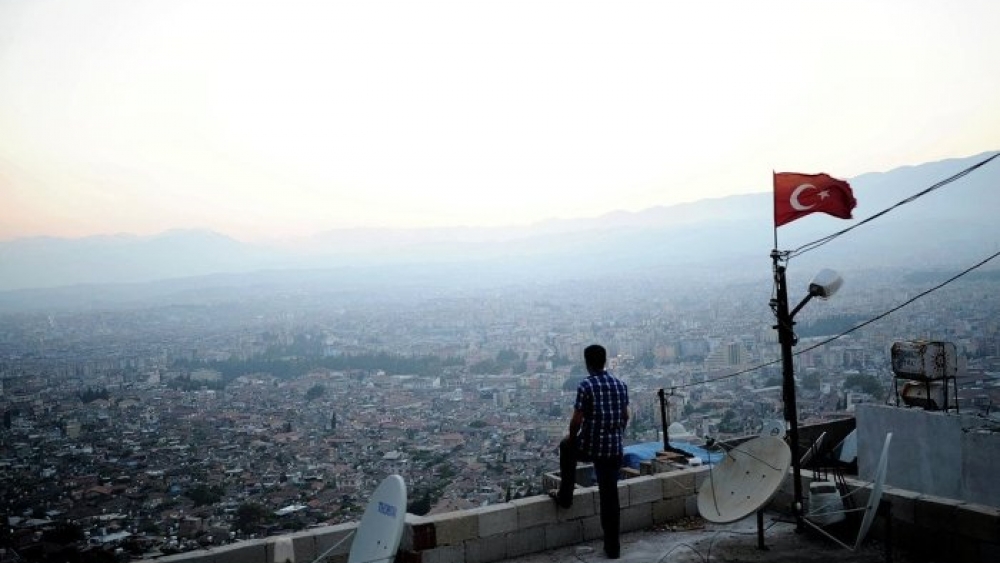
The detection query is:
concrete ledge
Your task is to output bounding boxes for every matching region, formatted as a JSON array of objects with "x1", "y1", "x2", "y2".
[
  {"x1": 627, "y1": 475, "x2": 664, "y2": 505},
  {"x1": 953, "y1": 503, "x2": 1000, "y2": 543},
  {"x1": 544, "y1": 520, "x2": 583, "y2": 549},
  {"x1": 621, "y1": 503, "x2": 653, "y2": 532},
  {"x1": 914, "y1": 494, "x2": 966, "y2": 533},
  {"x1": 158, "y1": 470, "x2": 708, "y2": 563},
  {"x1": 474, "y1": 503, "x2": 517, "y2": 538},
  {"x1": 432, "y1": 510, "x2": 479, "y2": 546},
  {"x1": 505, "y1": 525, "x2": 545, "y2": 558},
  {"x1": 554, "y1": 488, "x2": 596, "y2": 521},
  {"x1": 464, "y1": 534, "x2": 507, "y2": 563},
  {"x1": 513, "y1": 495, "x2": 558, "y2": 529}
]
